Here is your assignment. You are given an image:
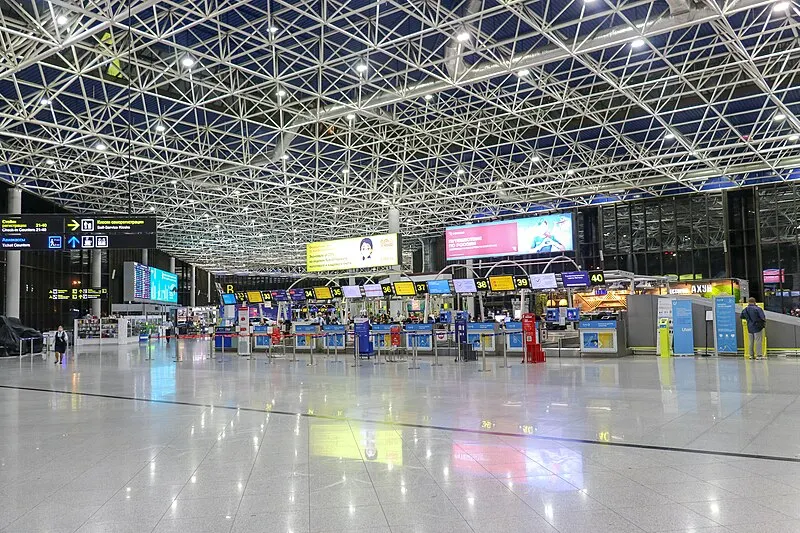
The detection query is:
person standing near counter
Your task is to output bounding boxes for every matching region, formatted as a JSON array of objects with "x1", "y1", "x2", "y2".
[
  {"x1": 741, "y1": 297, "x2": 767, "y2": 360},
  {"x1": 53, "y1": 326, "x2": 68, "y2": 365}
]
